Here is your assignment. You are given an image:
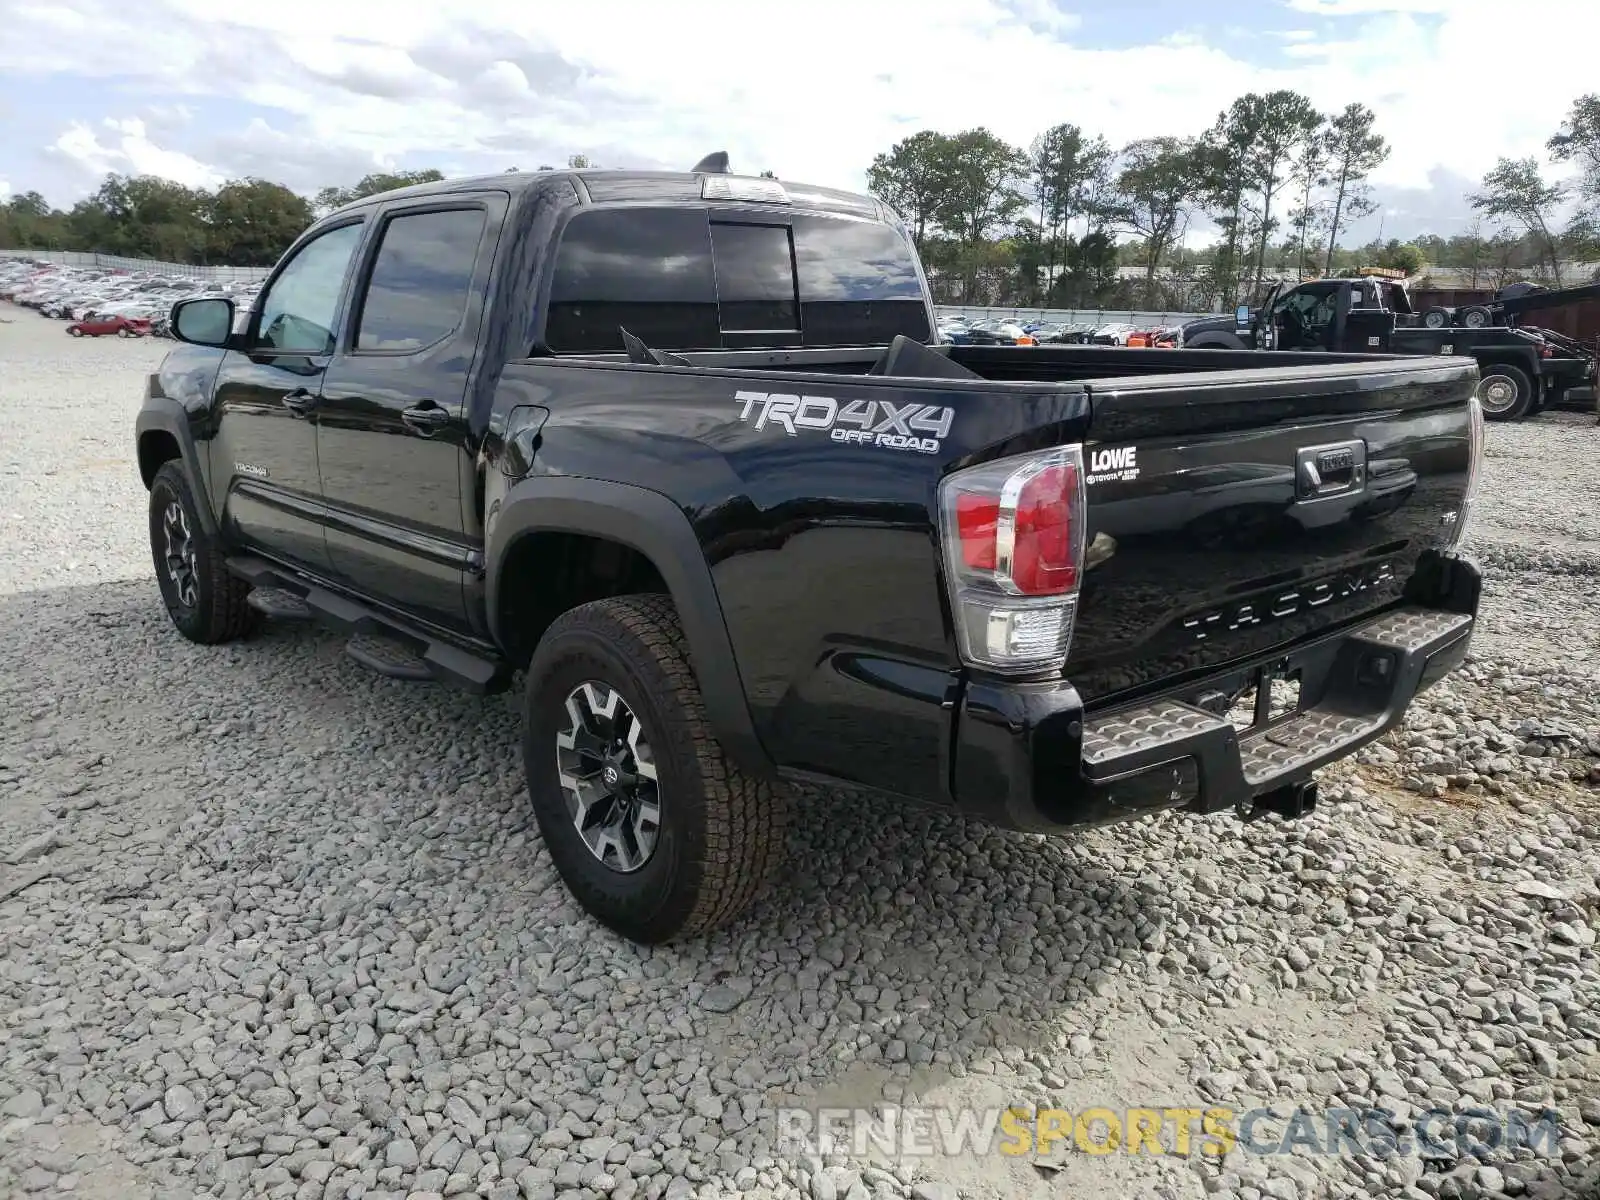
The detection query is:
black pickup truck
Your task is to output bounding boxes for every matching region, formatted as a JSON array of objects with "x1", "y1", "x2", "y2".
[
  {"x1": 1180, "y1": 275, "x2": 1597, "y2": 421},
  {"x1": 136, "y1": 162, "x2": 1485, "y2": 943}
]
